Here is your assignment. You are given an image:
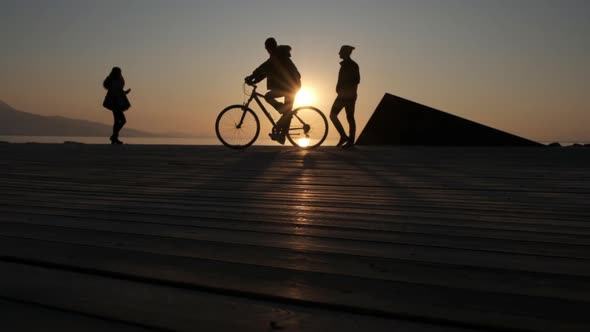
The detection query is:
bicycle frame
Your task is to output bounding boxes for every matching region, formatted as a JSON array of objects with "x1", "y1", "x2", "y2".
[
  {"x1": 243, "y1": 84, "x2": 278, "y2": 127},
  {"x1": 243, "y1": 84, "x2": 310, "y2": 136}
]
